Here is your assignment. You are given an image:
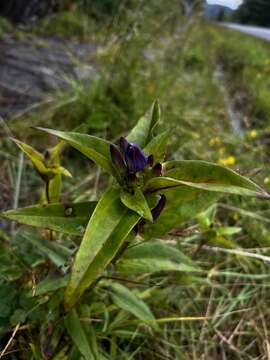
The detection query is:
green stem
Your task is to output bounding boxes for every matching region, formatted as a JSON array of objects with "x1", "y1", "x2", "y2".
[
  {"x1": 45, "y1": 180, "x2": 53, "y2": 241},
  {"x1": 45, "y1": 181, "x2": 50, "y2": 204}
]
